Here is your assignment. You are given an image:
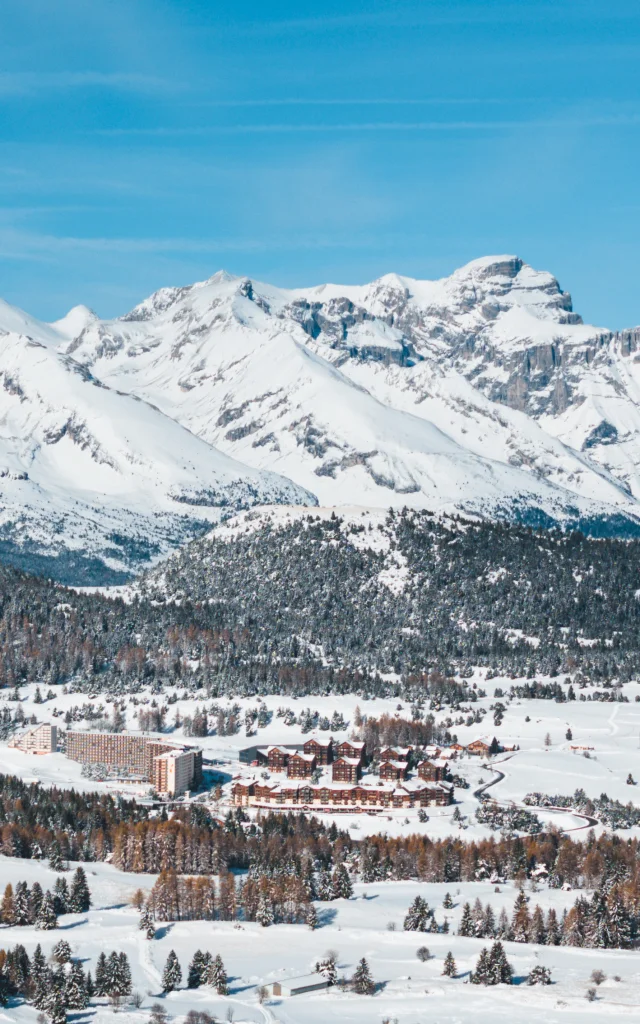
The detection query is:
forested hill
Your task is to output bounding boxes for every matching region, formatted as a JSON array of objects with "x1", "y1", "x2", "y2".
[{"x1": 0, "y1": 508, "x2": 639, "y2": 696}]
